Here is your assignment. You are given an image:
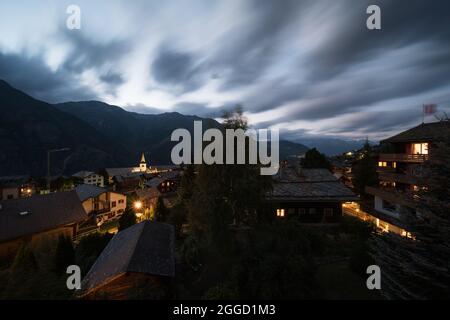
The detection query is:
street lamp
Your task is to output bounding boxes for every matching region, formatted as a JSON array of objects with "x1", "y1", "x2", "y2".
[
  {"x1": 134, "y1": 201, "x2": 143, "y2": 210},
  {"x1": 47, "y1": 148, "x2": 70, "y2": 191}
]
